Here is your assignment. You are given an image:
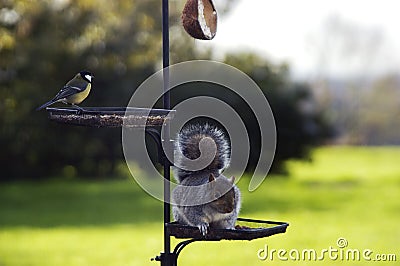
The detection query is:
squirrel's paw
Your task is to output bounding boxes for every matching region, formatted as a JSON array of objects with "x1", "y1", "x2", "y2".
[{"x1": 198, "y1": 222, "x2": 209, "y2": 236}]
